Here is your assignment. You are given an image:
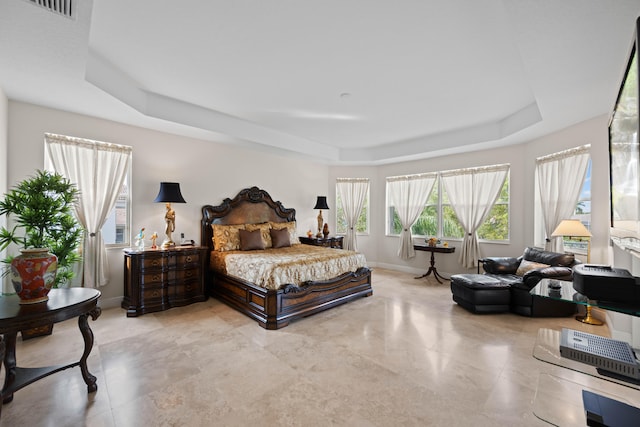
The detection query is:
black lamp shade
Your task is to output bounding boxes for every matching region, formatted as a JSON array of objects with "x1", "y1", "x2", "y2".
[
  {"x1": 153, "y1": 182, "x2": 186, "y2": 203},
  {"x1": 313, "y1": 196, "x2": 329, "y2": 210}
]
